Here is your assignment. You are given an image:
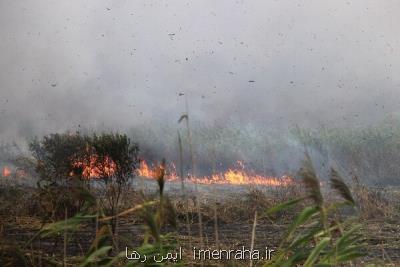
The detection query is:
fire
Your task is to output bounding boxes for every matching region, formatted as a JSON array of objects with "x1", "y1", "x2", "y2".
[
  {"x1": 2, "y1": 166, "x2": 11, "y2": 177},
  {"x1": 137, "y1": 160, "x2": 155, "y2": 177},
  {"x1": 137, "y1": 160, "x2": 293, "y2": 186},
  {"x1": 71, "y1": 157, "x2": 293, "y2": 186},
  {"x1": 71, "y1": 154, "x2": 117, "y2": 178},
  {"x1": 137, "y1": 161, "x2": 179, "y2": 180}
]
